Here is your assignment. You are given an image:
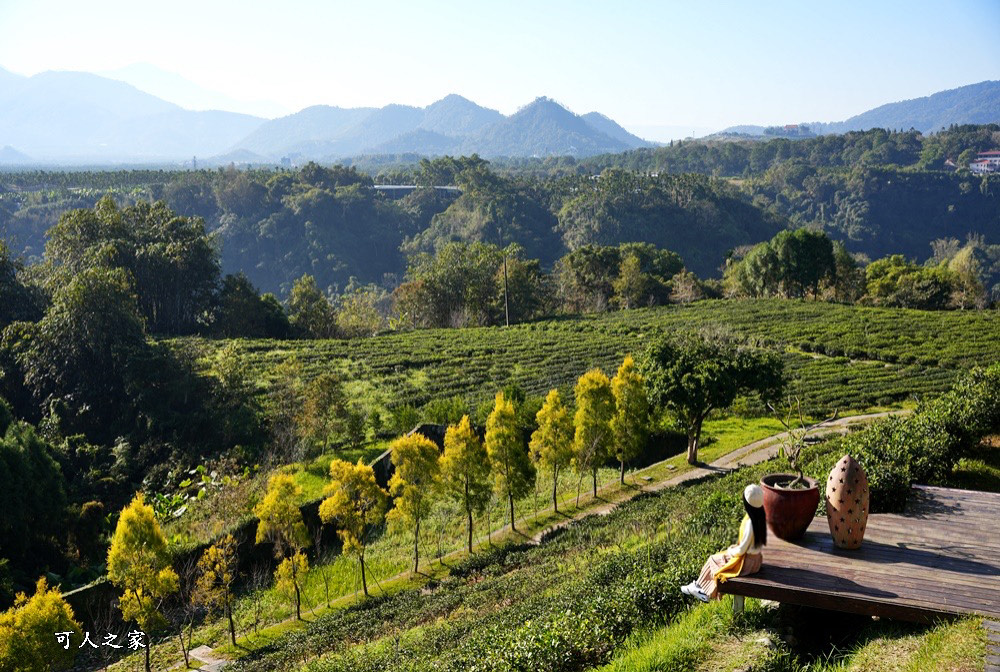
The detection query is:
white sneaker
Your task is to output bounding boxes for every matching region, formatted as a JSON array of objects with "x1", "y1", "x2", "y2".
[{"x1": 680, "y1": 582, "x2": 710, "y2": 602}]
